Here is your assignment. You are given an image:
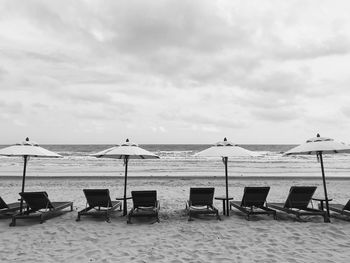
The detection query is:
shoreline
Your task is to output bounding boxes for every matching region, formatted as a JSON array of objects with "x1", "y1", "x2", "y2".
[{"x1": 1, "y1": 175, "x2": 350, "y2": 180}]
